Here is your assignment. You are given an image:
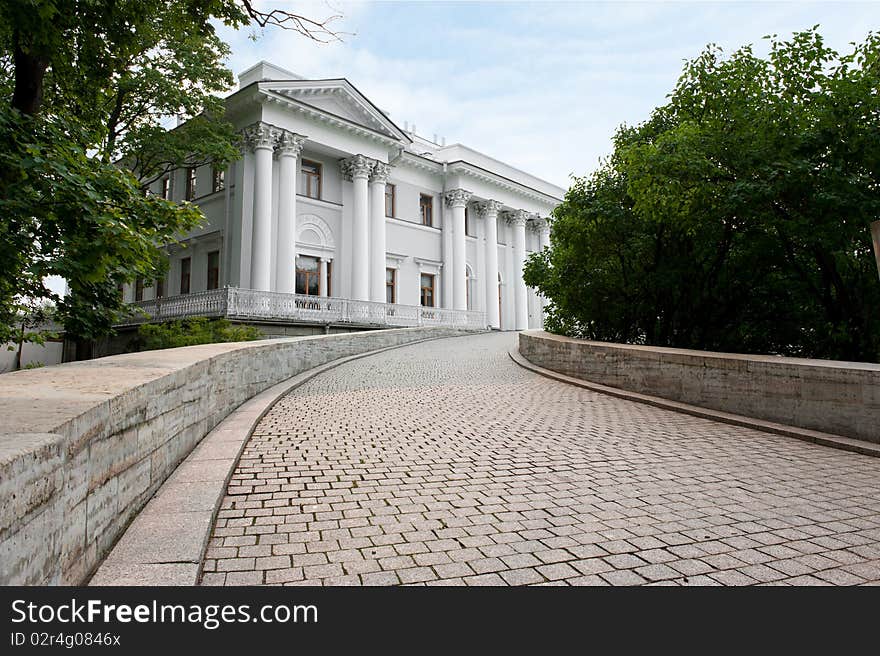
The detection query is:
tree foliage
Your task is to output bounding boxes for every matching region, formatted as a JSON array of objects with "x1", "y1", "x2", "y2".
[
  {"x1": 525, "y1": 29, "x2": 880, "y2": 362},
  {"x1": 0, "y1": 0, "x2": 341, "y2": 347}
]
